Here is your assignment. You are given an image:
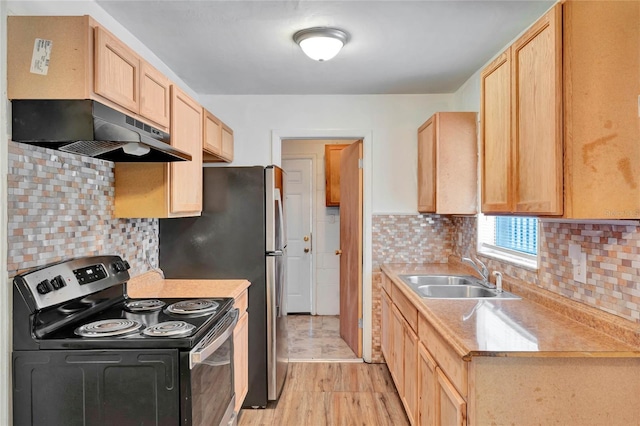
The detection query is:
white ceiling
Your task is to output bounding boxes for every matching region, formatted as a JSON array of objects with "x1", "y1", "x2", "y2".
[{"x1": 95, "y1": 0, "x2": 554, "y2": 95}]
